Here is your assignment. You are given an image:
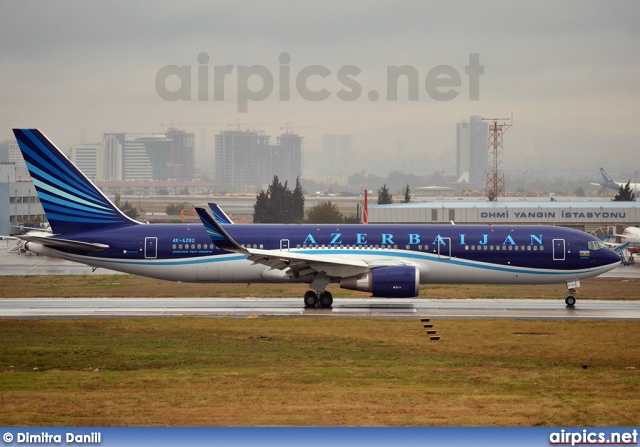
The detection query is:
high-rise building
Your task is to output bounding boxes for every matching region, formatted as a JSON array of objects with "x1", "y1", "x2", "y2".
[
  {"x1": 69, "y1": 143, "x2": 104, "y2": 181},
  {"x1": 102, "y1": 132, "x2": 193, "y2": 181},
  {"x1": 273, "y1": 132, "x2": 303, "y2": 185},
  {"x1": 322, "y1": 134, "x2": 353, "y2": 174},
  {"x1": 103, "y1": 133, "x2": 124, "y2": 180},
  {"x1": 456, "y1": 115, "x2": 488, "y2": 185},
  {"x1": 166, "y1": 129, "x2": 195, "y2": 181},
  {"x1": 215, "y1": 129, "x2": 302, "y2": 192}
]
